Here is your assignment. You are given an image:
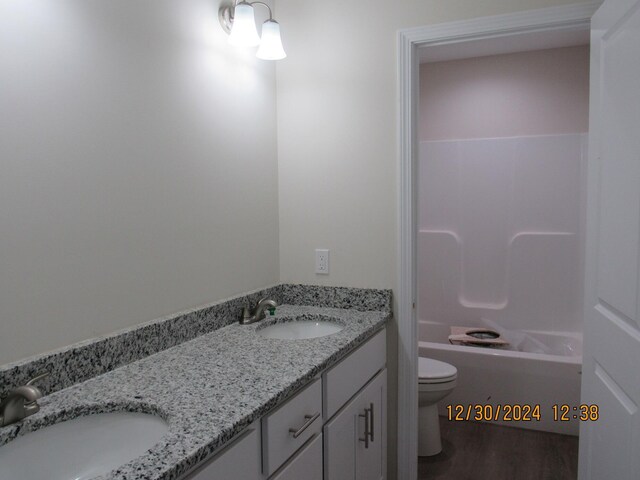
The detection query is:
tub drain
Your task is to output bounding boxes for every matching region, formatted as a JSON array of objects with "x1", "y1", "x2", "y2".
[
  {"x1": 448, "y1": 326, "x2": 509, "y2": 348},
  {"x1": 466, "y1": 330, "x2": 500, "y2": 340}
]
